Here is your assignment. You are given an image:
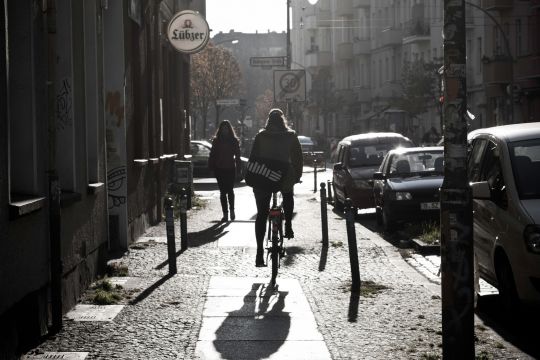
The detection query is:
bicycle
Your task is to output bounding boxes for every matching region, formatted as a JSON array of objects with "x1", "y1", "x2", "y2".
[{"x1": 267, "y1": 192, "x2": 285, "y2": 285}]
